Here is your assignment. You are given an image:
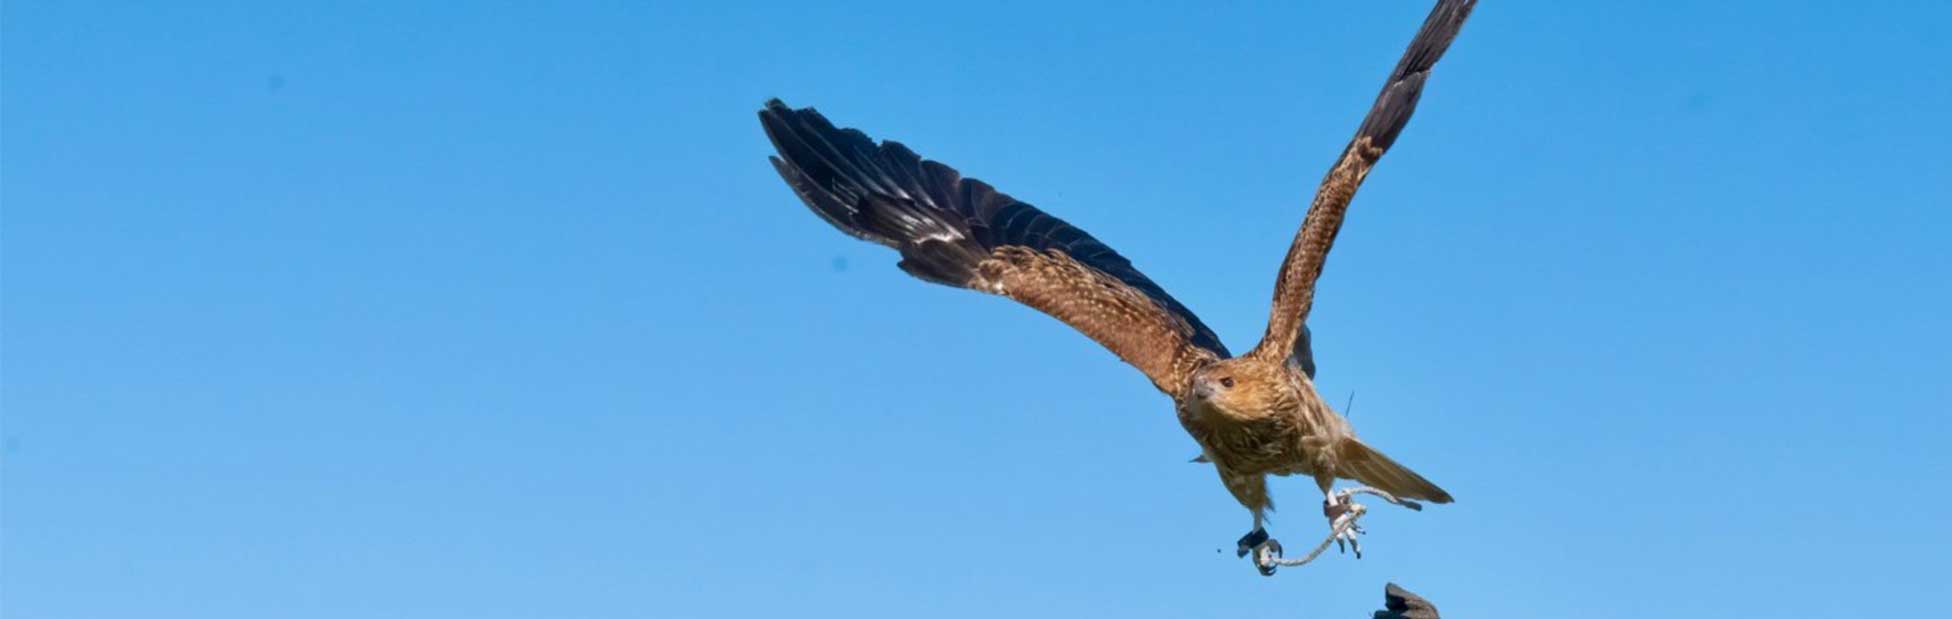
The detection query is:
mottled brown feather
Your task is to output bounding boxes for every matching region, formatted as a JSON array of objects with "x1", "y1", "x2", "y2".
[{"x1": 979, "y1": 247, "x2": 1221, "y2": 394}]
